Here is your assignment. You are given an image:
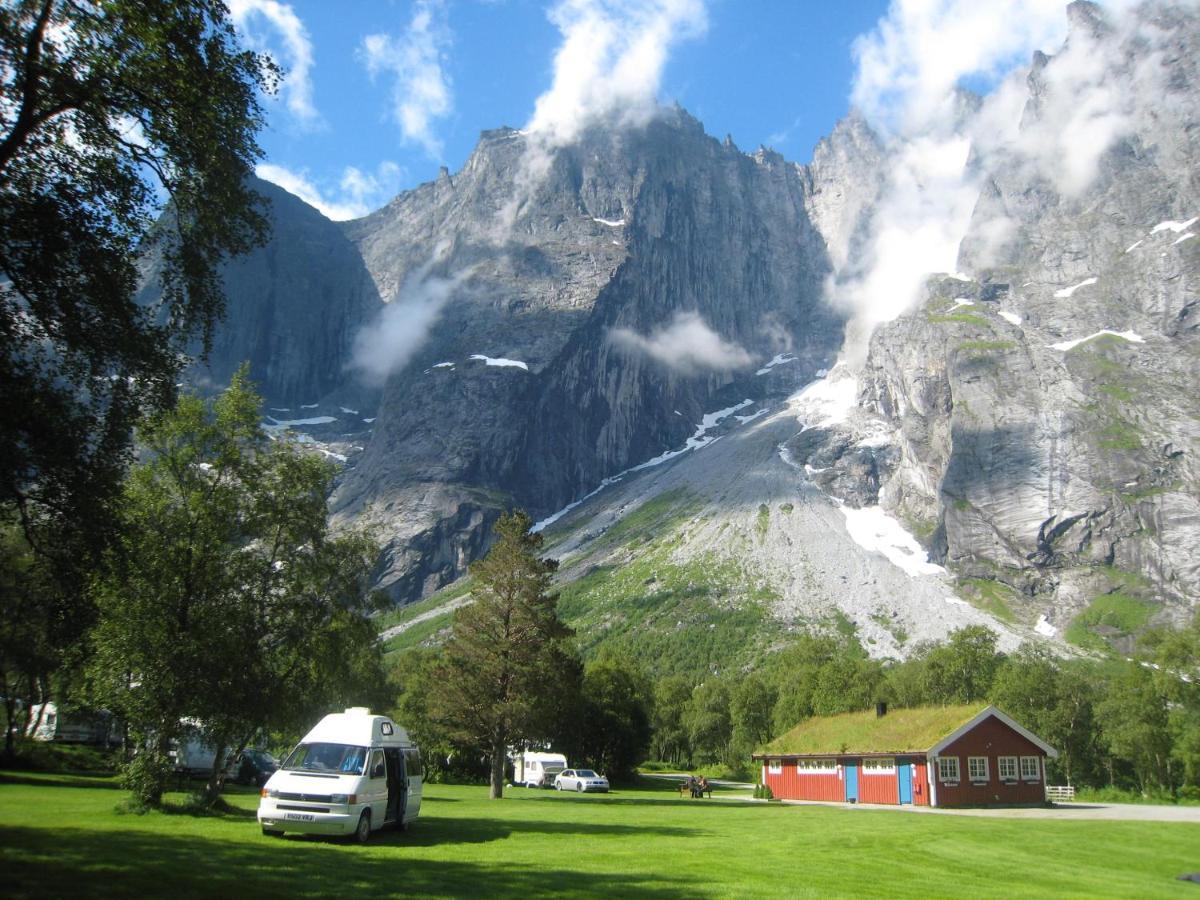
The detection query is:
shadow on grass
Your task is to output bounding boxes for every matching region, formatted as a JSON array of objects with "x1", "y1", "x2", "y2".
[
  {"x1": 0, "y1": 825, "x2": 696, "y2": 898},
  {"x1": 368, "y1": 814, "x2": 701, "y2": 848}
]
